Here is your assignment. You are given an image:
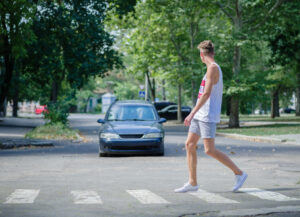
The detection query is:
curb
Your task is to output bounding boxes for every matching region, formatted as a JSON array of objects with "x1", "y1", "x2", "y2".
[
  {"x1": 216, "y1": 132, "x2": 285, "y2": 144},
  {"x1": 0, "y1": 139, "x2": 54, "y2": 149},
  {"x1": 71, "y1": 133, "x2": 85, "y2": 143}
]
